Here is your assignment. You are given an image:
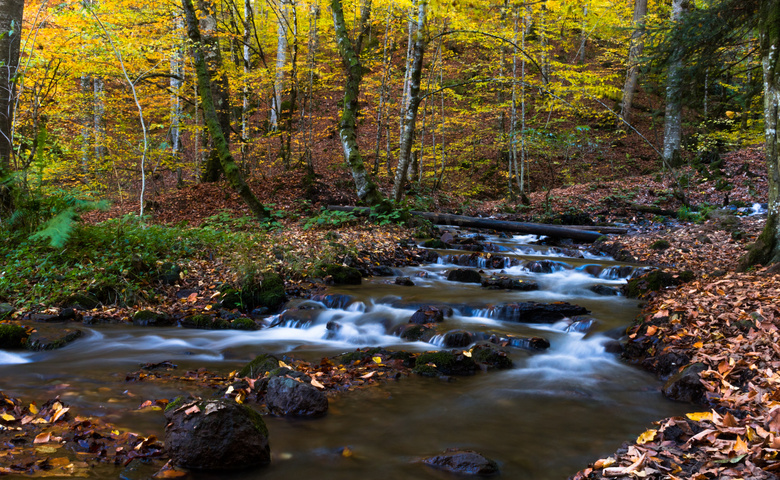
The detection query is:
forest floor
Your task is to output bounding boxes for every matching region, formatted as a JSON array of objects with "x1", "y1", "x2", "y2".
[{"x1": 2, "y1": 146, "x2": 780, "y2": 478}]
